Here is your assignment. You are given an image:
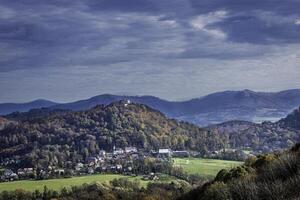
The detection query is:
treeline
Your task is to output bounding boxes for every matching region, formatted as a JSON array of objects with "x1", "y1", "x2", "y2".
[
  {"x1": 0, "y1": 178, "x2": 191, "y2": 200},
  {"x1": 180, "y1": 143, "x2": 300, "y2": 200}
]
